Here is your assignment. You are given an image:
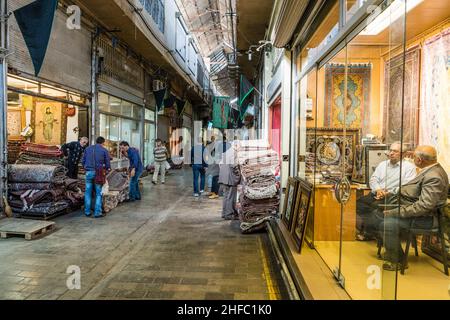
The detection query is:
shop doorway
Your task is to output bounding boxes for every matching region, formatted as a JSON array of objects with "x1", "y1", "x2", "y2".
[{"x1": 268, "y1": 96, "x2": 281, "y2": 158}]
